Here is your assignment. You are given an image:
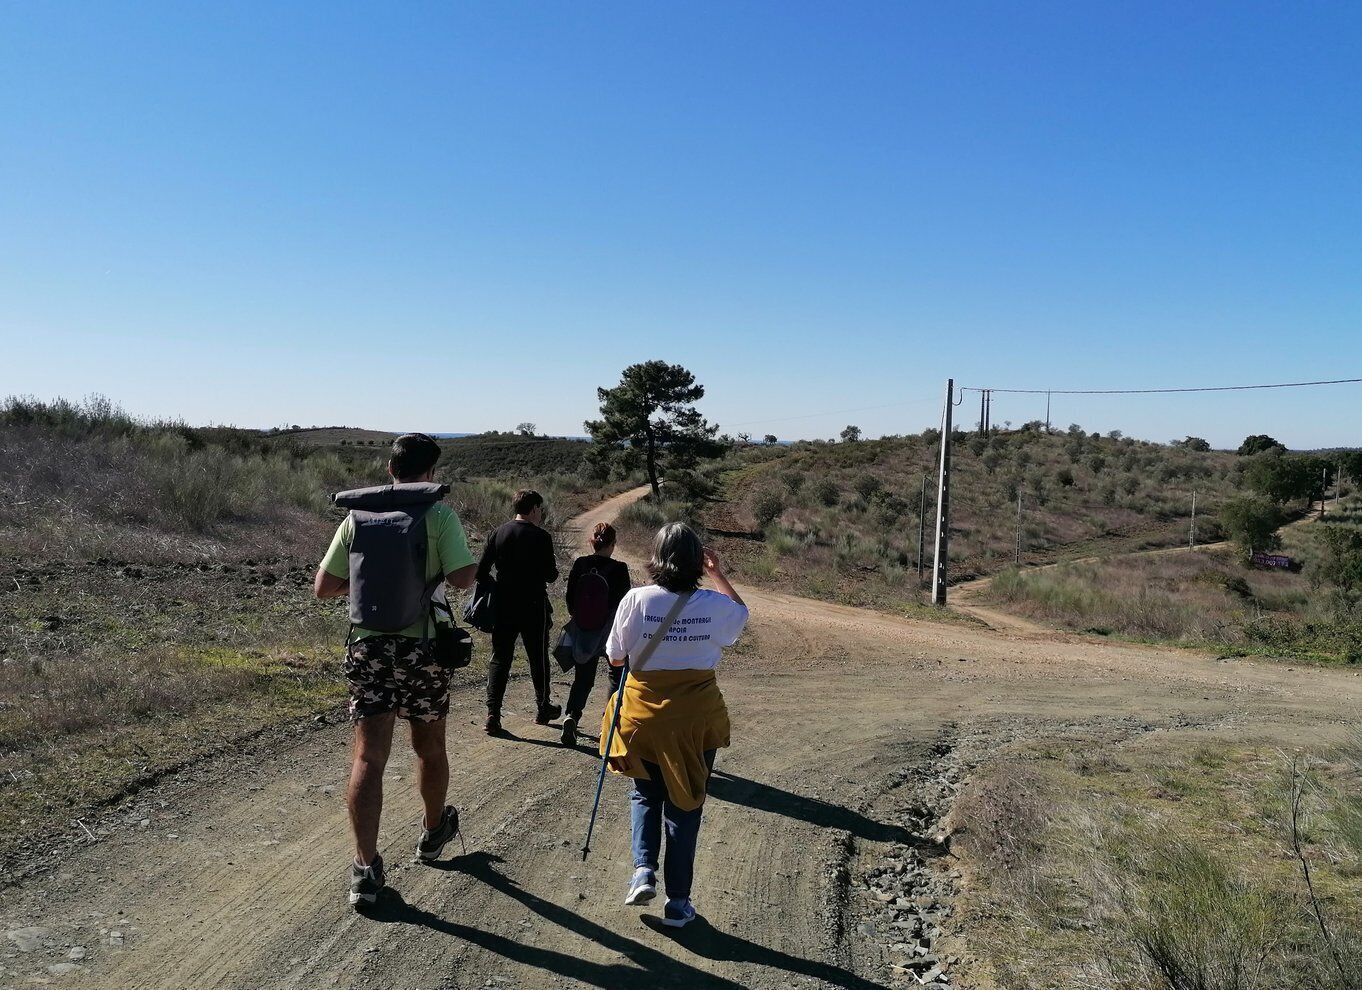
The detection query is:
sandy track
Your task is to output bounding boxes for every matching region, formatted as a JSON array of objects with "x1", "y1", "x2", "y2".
[{"x1": 3, "y1": 489, "x2": 1360, "y2": 989}]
